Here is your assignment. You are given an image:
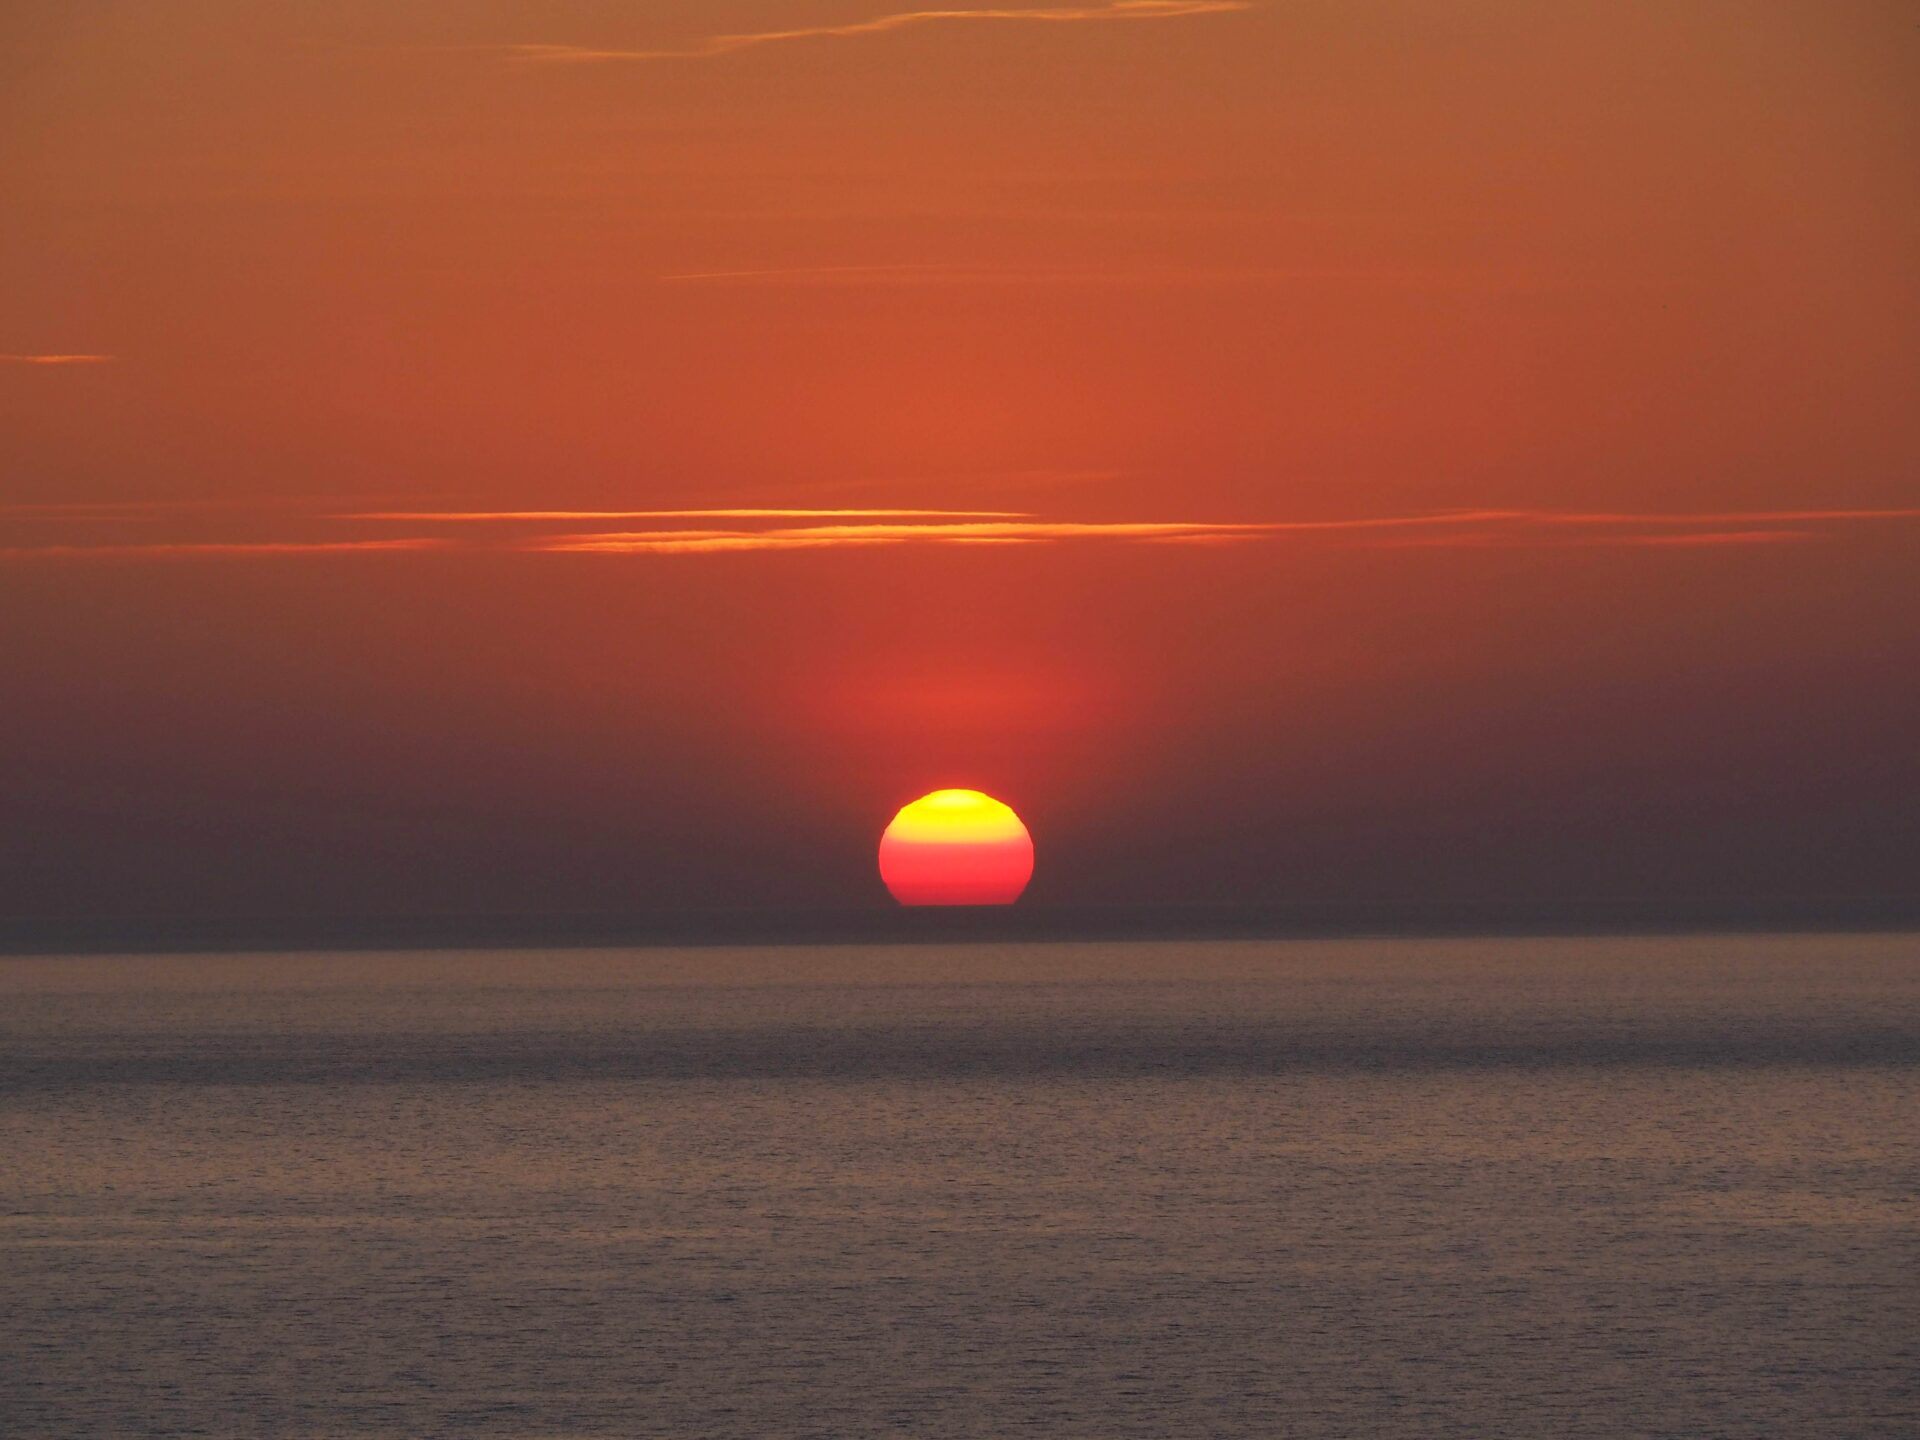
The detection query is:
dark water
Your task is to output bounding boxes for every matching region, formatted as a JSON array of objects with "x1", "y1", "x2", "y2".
[{"x1": 3, "y1": 936, "x2": 1917, "y2": 1438}]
